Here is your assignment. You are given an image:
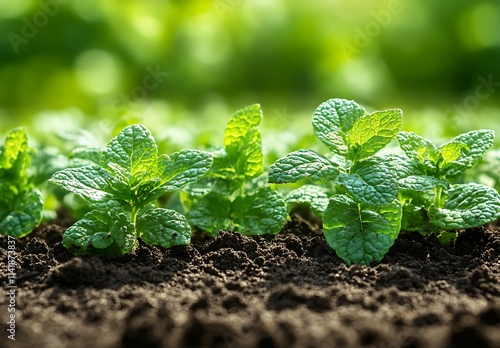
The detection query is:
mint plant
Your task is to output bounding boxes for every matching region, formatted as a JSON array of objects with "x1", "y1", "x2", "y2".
[
  {"x1": 269, "y1": 98, "x2": 403, "y2": 264},
  {"x1": 0, "y1": 128, "x2": 44, "y2": 237},
  {"x1": 184, "y1": 104, "x2": 287, "y2": 237},
  {"x1": 50, "y1": 124, "x2": 213, "y2": 255},
  {"x1": 395, "y1": 130, "x2": 500, "y2": 238}
]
